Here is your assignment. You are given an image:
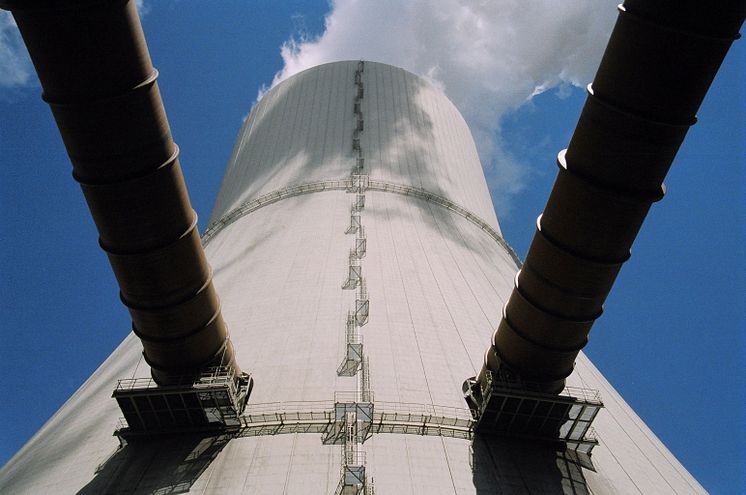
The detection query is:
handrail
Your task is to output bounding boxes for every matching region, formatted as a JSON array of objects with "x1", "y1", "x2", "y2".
[{"x1": 202, "y1": 177, "x2": 522, "y2": 267}]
